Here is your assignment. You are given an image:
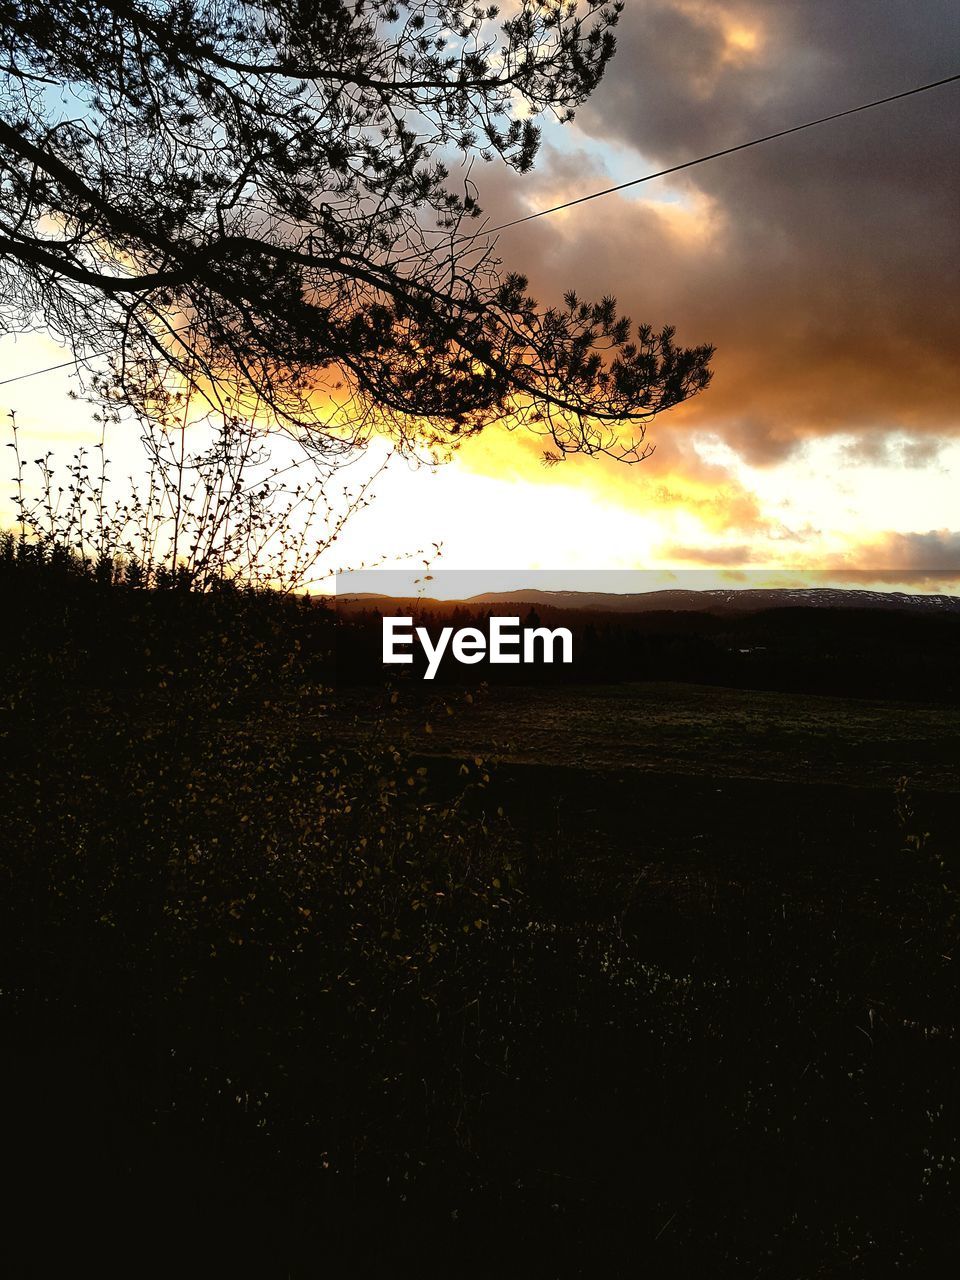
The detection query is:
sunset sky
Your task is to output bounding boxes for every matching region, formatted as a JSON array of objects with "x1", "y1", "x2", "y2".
[{"x1": 2, "y1": 0, "x2": 958, "y2": 591}]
